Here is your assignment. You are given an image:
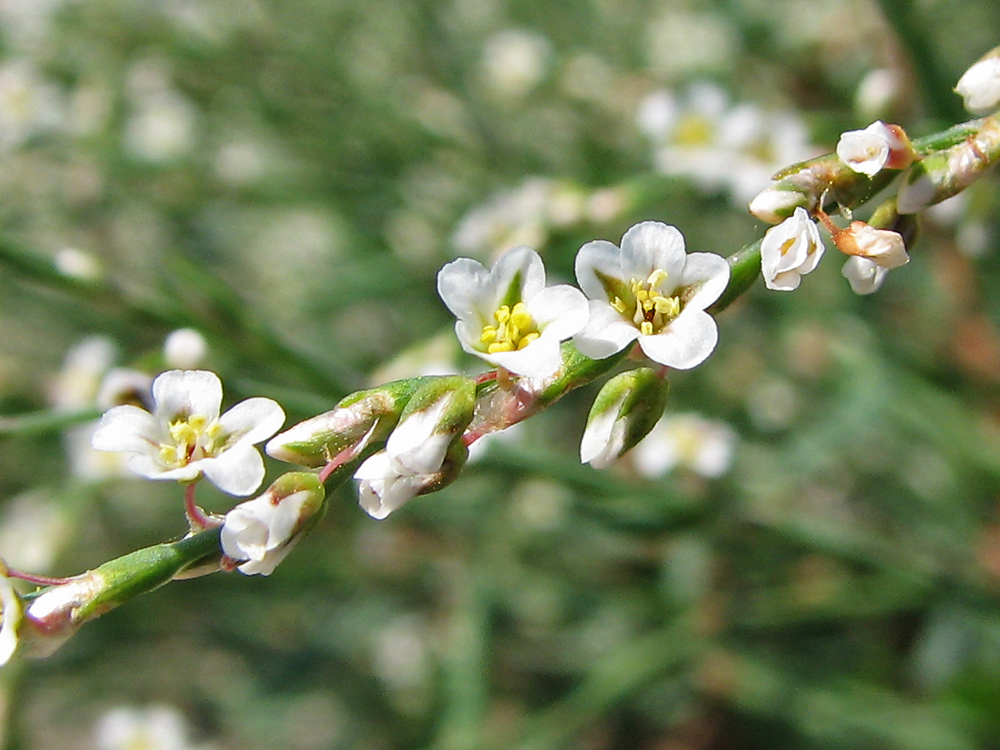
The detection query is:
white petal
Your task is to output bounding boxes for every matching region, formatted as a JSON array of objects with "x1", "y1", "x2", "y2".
[
  {"x1": 637, "y1": 310, "x2": 719, "y2": 370},
  {"x1": 491, "y1": 245, "x2": 546, "y2": 302},
  {"x1": 580, "y1": 396, "x2": 626, "y2": 469},
  {"x1": 575, "y1": 239, "x2": 625, "y2": 301},
  {"x1": 218, "y1": 398, "x2": 285, "y2": 444},
  {"x1": 485, "y1": 336, "x2": 564, "y2": 379},
  {"x1": 437, "y1": 257, "x2": 491, "y2": 320},
  {"x1": 0, "y1": 572, "x2": 21, "y2": 666},
  {"x1": 526, "y1": 284, "x2": 589, "y2": 337},
  {"x1": 200, "y1": 443, "x2": 266, "y2": 496},
  {"x1": 91, "y1": 405, "x2": 162, "y2": 453},
  {"x1": 678, "y1": 252, "x2": 730, "y2": 310},
  {"x1": 619, "y1": 221, "x2": 686, "y2": 281},
  {"x1": 573, "y1": 302, "x2": 640, "y2": 360},
  {"x1": 152, "y1": 370, "x2": 222, "y2": 422}
]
